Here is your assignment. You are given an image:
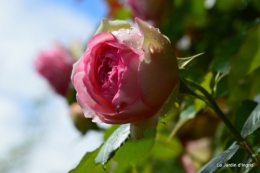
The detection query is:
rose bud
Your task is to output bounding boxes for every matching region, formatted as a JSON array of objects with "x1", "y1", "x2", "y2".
[
  {"x1": 35, "y1": 45, "x2": 76, "y2": 96},
  {"x1": 71, "y1": 18, "x2": 179, "y2": 140},
  {"x1": 70, "y1": 102, "x2": 100, "y2": 135}
]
